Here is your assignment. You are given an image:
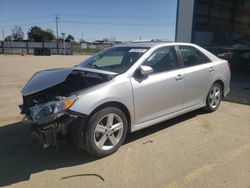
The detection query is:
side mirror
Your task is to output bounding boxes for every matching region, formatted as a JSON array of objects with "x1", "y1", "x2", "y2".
[{"x1": 140, "y1": 65, "x2": 153, "y2": 76}]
